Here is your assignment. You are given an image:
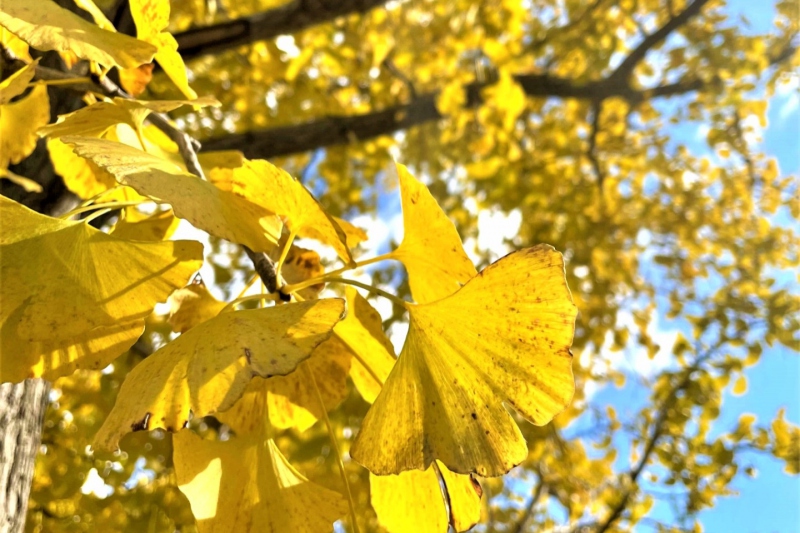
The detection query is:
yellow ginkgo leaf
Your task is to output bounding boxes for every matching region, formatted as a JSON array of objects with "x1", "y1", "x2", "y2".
[
  {"x1": 297, "y1": 215, "x2": 368, "y2": 253},
  {"x1": 1, "y1": 83, "x2": 49, "y2": 169},
  {"x1": 1, "y1": 27, "x2": 31, "y2": 62},
  {"x1": 62, "y1": 136, "x2": 282, "y2": 252},
  {"x1": 370, "y1": 462, "x2": 481, "y2": 533},
  {"x1": 47, "y1": 137, "x2": 117, "y2": 198},
  {"x1": 389, "y1": 162, "x2": 477, "y2": 304},
  {"x1": 39, "y1": 97, "x2": 219, "y2": 139},
  {"x1": 0, "y1": 0, "x2": 156, "y2": 69},
  {"x1": 92, "y1": 299, "x2": 344, "y2": 450},
  {"x1": 167, "y1": 280, "x2": 227, "y2": 334},
  {"x1": 111, "y1": 207, "x2": 179, "y2": 242},
  {"x1": 129, "y1": 0, "x2": 197, "y2": 99},
  {"x1": 350, "y1": 245, "x2": 577, "y2": 477},
  {"x1": 336, "y1": 287, "x2": 396, "y2": 404},
  {"x1": 0, "y1": 196, "x2": 202, "y2": 384},
  {"x1": 174, "y1": 430, "x2": 348, "y2": 533},
  {"x1": 210, "y1": 160, "x2": 353, "y2": 264},
  {"x1": 198, "y1": 150, "x2": 245, "y2": 172},
  {"x1": 0, "y1": 59, "x2": 37, "y2": 104},
  {"x1": 221, "y1": 339, "x2": 351, "y2": 433}
]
